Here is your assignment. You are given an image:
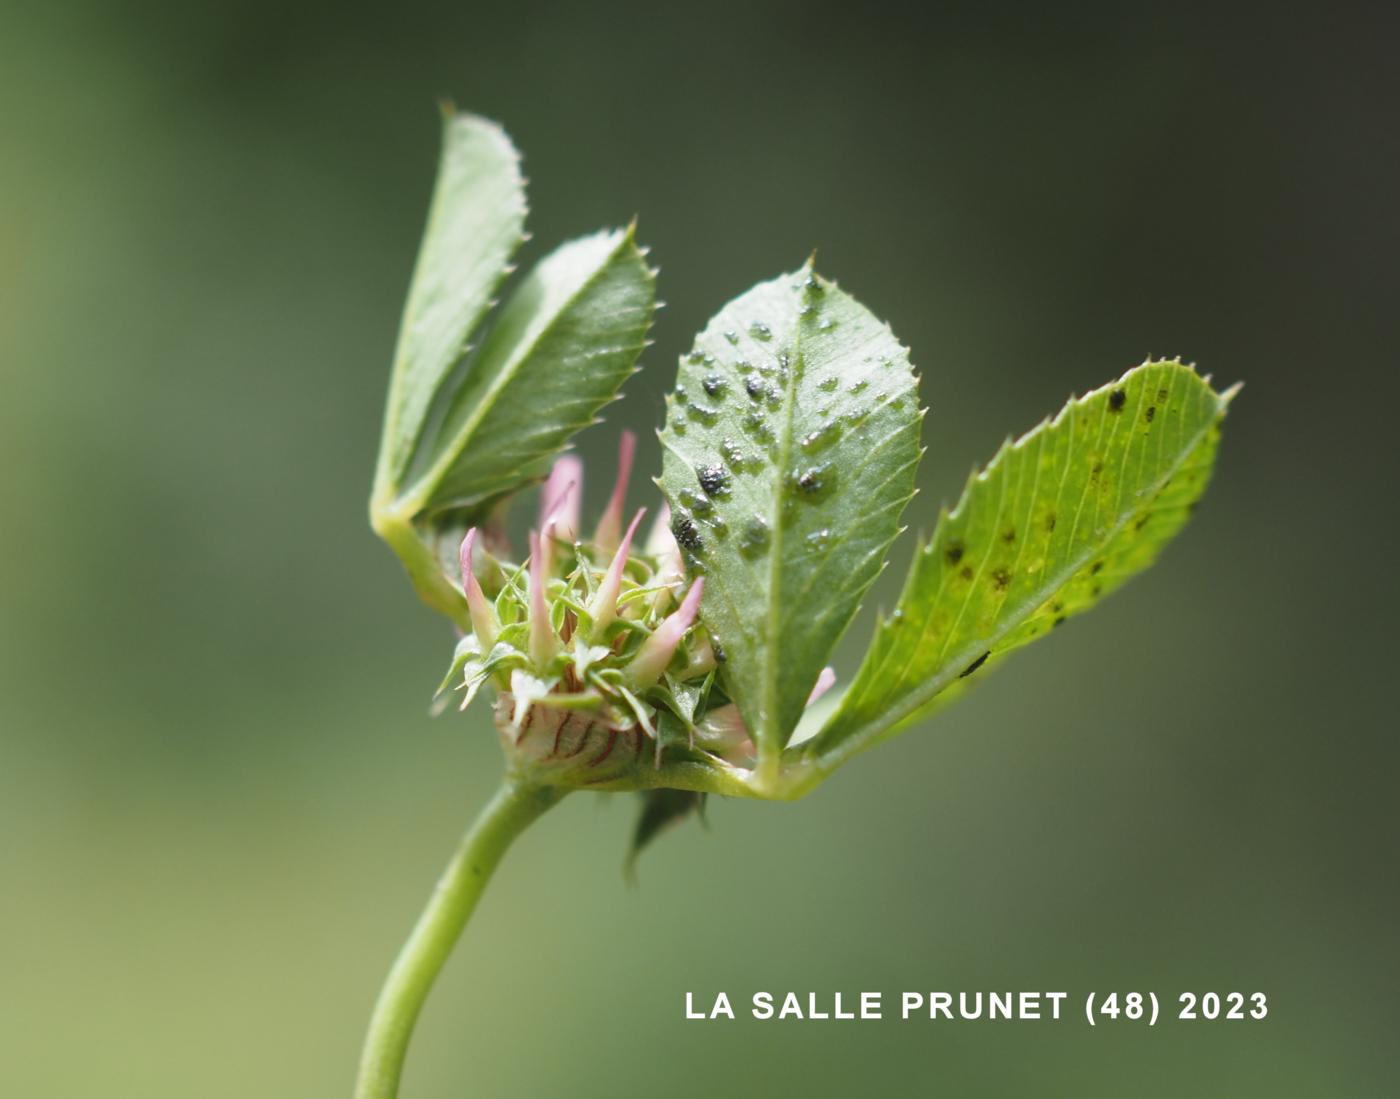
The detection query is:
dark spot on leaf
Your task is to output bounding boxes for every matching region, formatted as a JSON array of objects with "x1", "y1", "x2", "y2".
[
  {"x1": 1001, "y1": 528, "x2": 1016, "y2": 544},
  {"x1": 697, "y1": 464, "x2": 729, "y2": 496},
  {"x1": 960, "y1": 565, "x2": 974, "y2": 581},
  {"x1": 1090, "y1": 560, "x2": 1104, "y2": 575},
  {"x1": 959, "y1": 651, "x2": 991, "y2": 678},
  {"x1": 672, "y1": 516, "x2": 703, "y2": 553},
  {"x1": 1156, "y1": 388, "x2": 1168, "y2": 403},
  {"x1": 1045, "y1": 512, "x2": 1057, "y2": 532},
  {"x1": 1053, "y1": 616, "x2": 1067, "y2": 628},
  {"x1": 945, "y1": 542, "x2": 965, "y2": 565},
  {"x1": 1145, "y1": 405, "x2": 1156, "y2": 422},
  {"x1": 991, "y1": 566, "x2": 1011, "y2": 591},
  {"x1": 1134, "y1": 514, "x2": 1149, "y2": 531},
  {"x1": 1109, "y1": 389, "x2": 1127, "y2": 412}
]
